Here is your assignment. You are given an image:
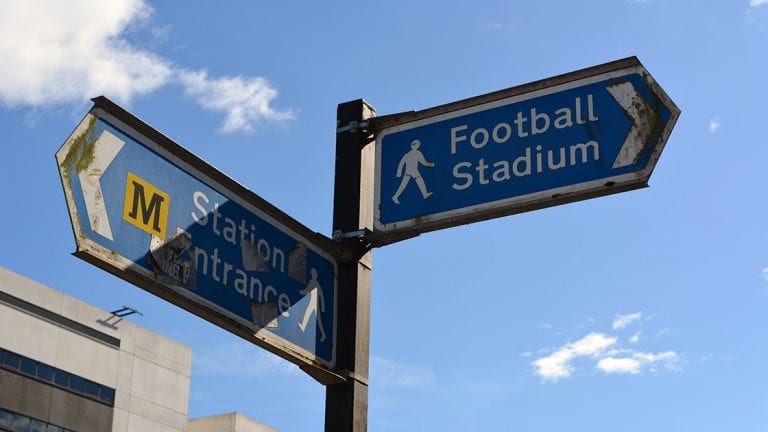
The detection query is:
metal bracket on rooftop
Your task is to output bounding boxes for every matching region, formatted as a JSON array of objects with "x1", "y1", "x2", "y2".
[{"x1": 109, "y1": 306, "x2": 143, "y2": 318}]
